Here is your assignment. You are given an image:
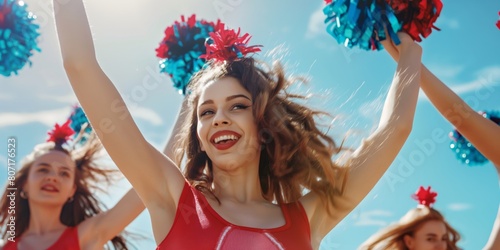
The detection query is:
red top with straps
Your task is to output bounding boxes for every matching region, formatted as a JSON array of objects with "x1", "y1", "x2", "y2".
[
  {"x1": 157, "y1": 182, "x2": 312, "y2": 250},
  {"x1": 3, "y1": 227, "x2": 80, "y2": 250}
]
